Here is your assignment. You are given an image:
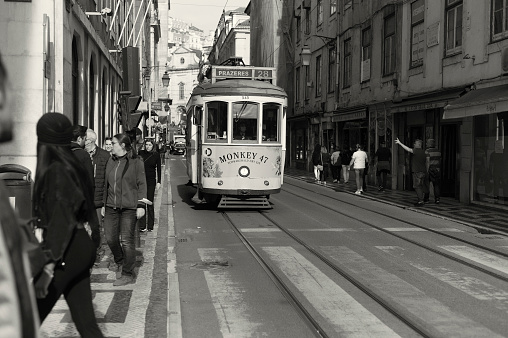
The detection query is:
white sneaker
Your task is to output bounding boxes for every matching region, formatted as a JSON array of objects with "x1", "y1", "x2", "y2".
[{"x1": 354, "y1": 190, "x2": 361, "y2": 195}]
